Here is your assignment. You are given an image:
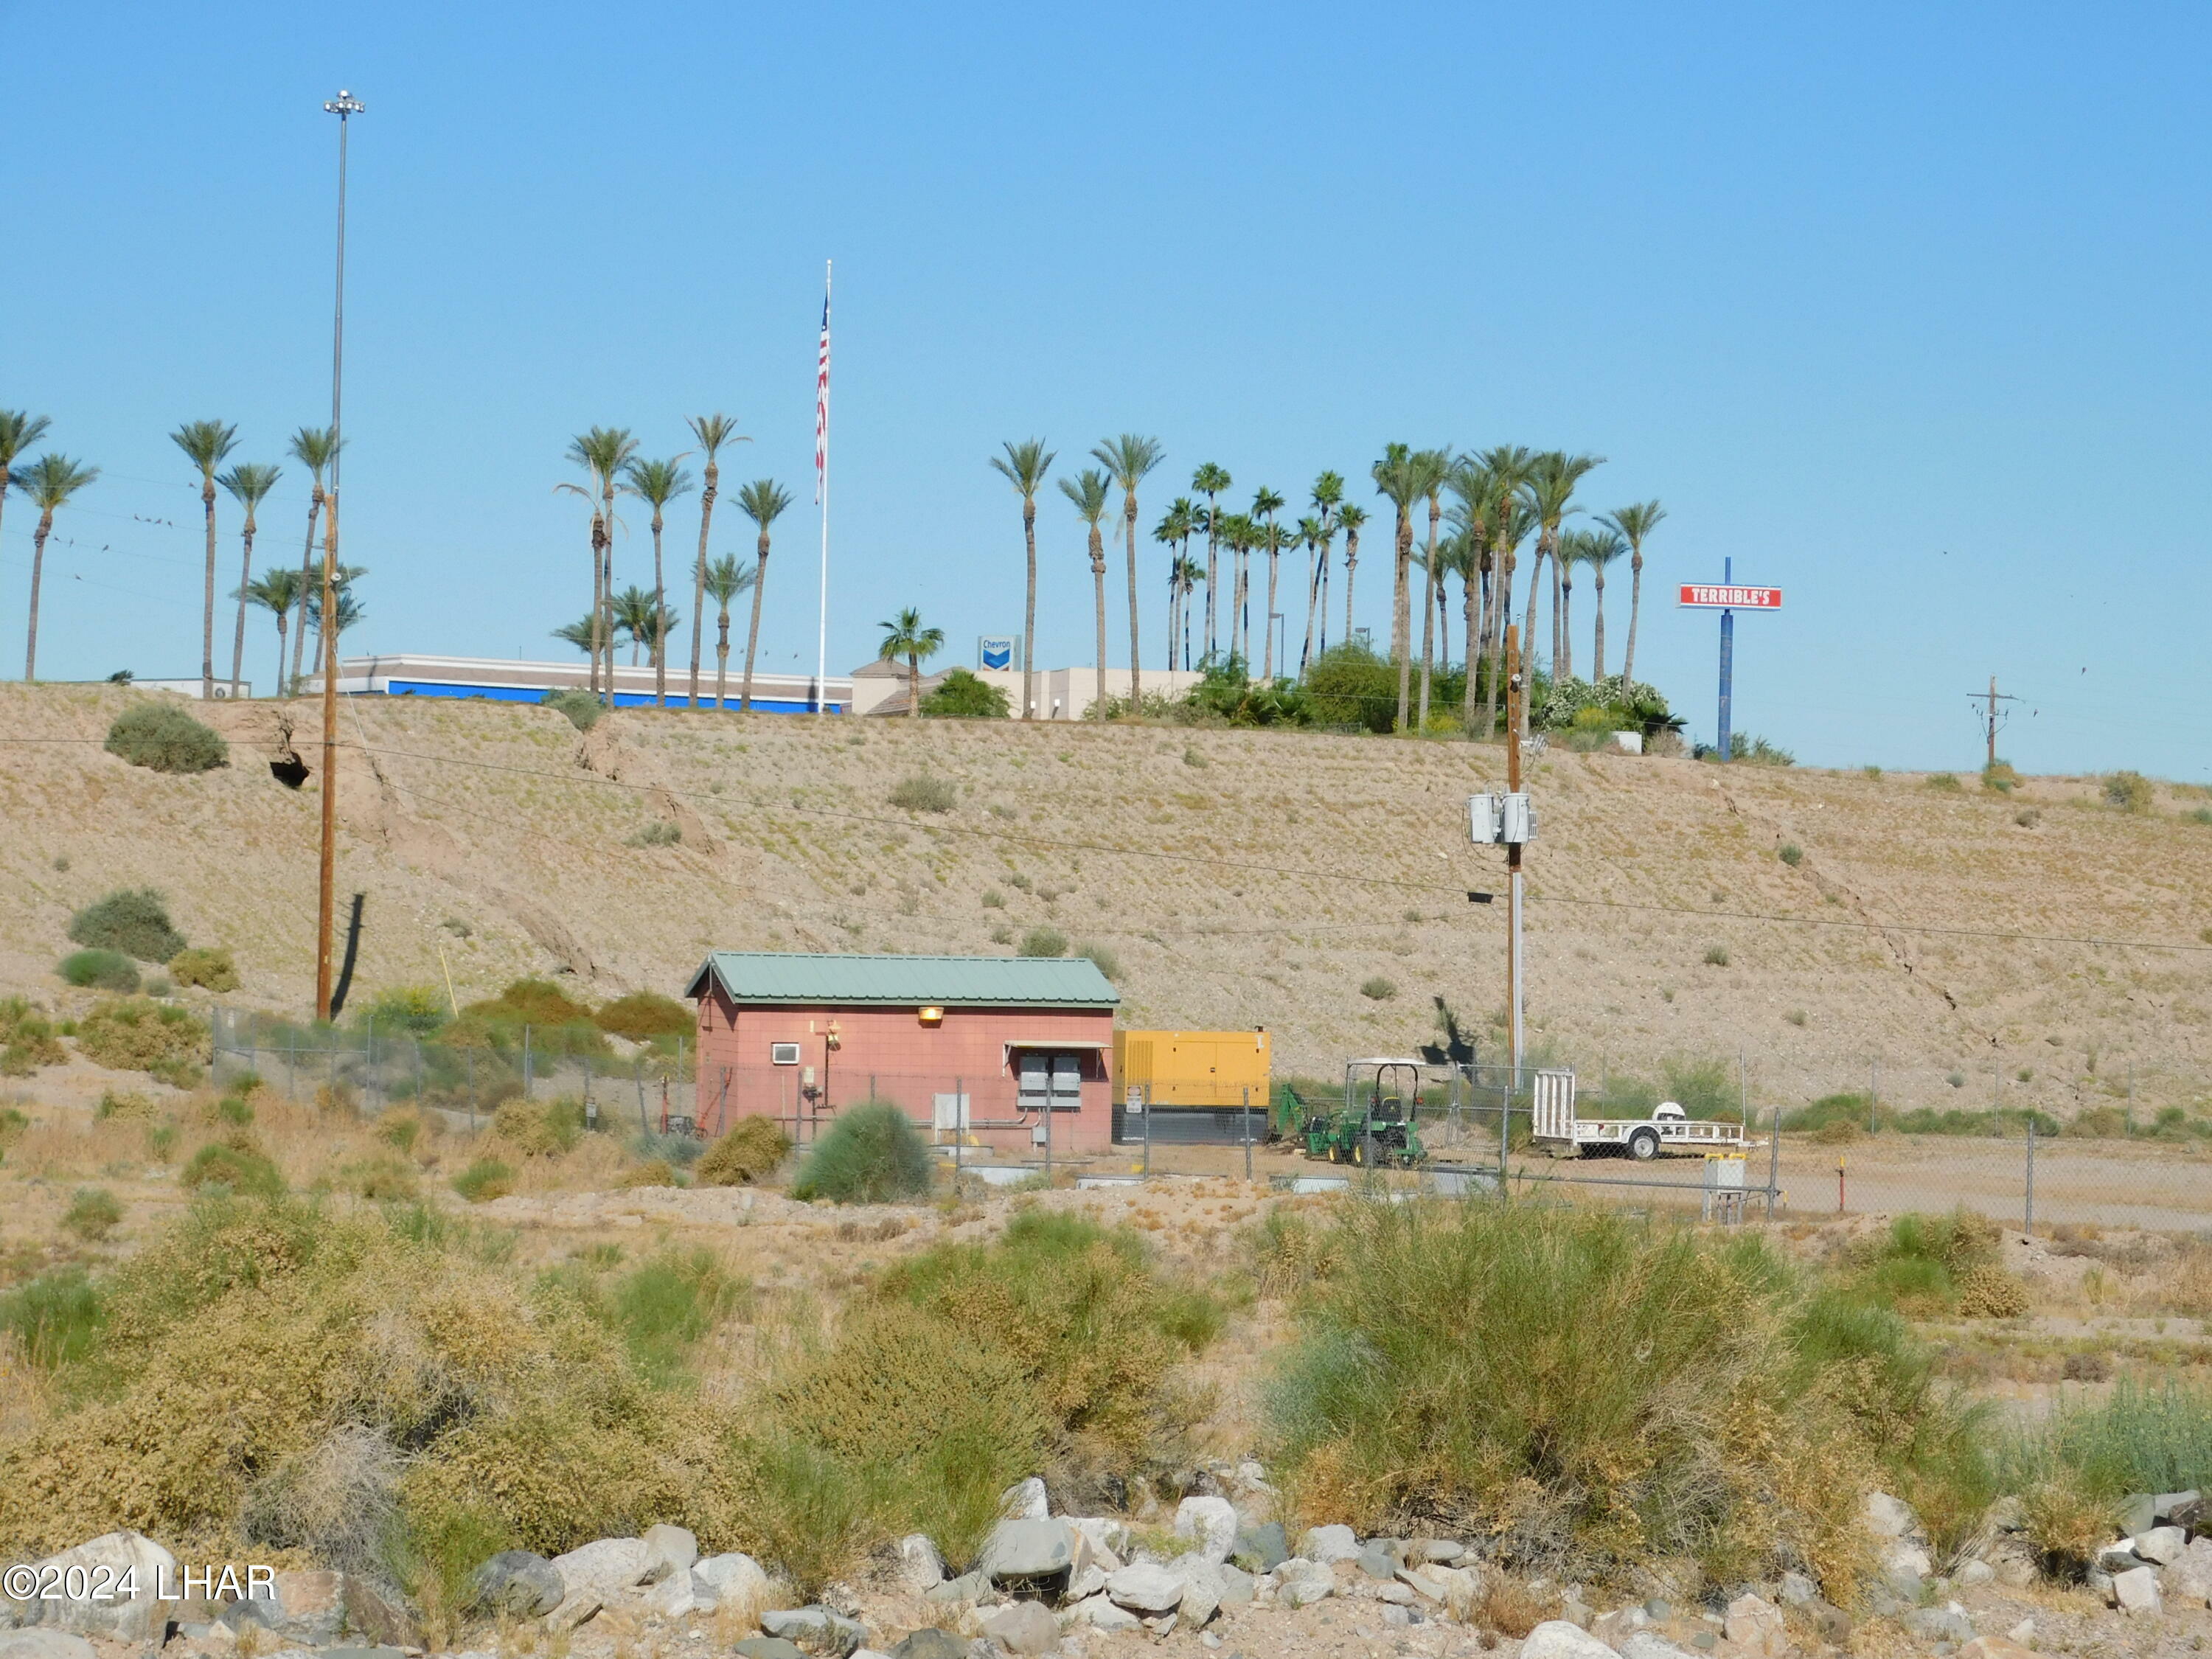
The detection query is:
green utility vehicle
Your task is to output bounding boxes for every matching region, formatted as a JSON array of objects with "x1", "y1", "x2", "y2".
[{"x1": 1288, "y1": 1058, "x2": 1429, "y2": 1167}]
